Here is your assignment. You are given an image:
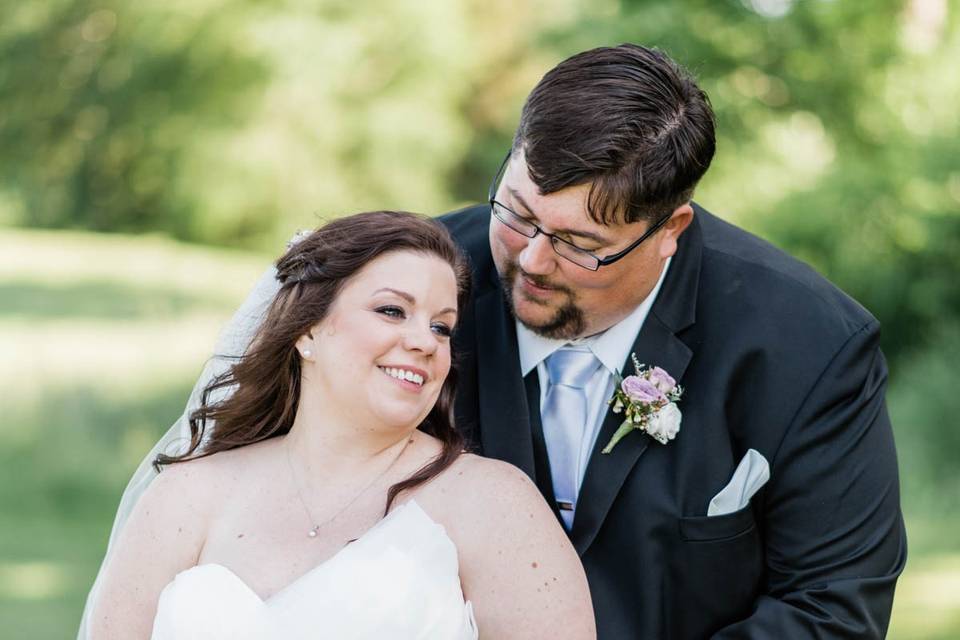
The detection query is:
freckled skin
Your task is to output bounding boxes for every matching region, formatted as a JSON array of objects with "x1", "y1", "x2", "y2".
[
  {"x1": 94, "y1": 429, "x2": 594, "y2": 639},
  {"x1": 430, "y1": 456, "x2": 594, "y2": 636}
]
